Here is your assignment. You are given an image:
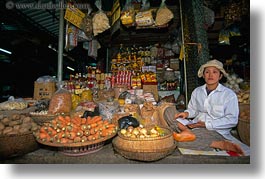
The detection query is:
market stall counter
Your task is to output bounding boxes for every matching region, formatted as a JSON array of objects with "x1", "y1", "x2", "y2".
[{"x1": 1, "y1": 128, "x2": 250, "y2": 164}]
